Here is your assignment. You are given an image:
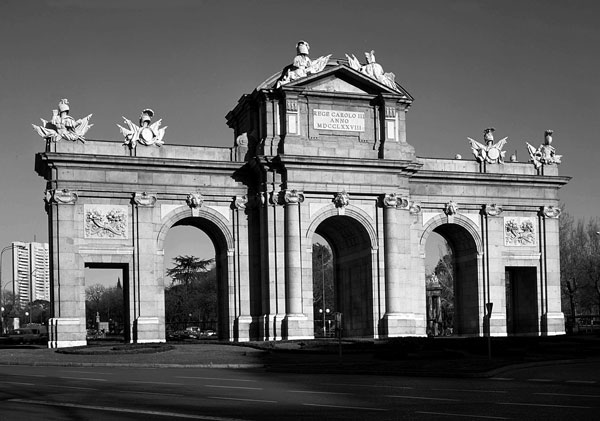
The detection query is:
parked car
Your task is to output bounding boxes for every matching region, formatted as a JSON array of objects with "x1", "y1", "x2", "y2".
[{"x1": 9, "y1": 327, "x2": 48, "y2": 344}]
